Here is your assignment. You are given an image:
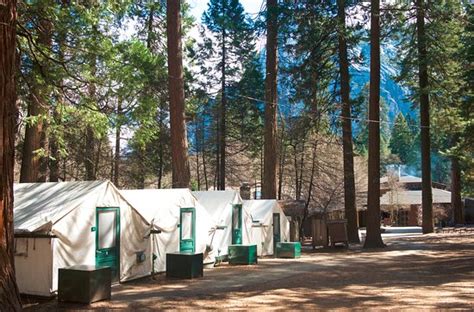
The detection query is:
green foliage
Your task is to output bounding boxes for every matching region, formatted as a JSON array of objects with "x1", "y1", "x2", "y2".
[
  {"x1": 389, "y1": 112, "x2": 417, "y2": 166},
  {"x1": 352, "y1": 84, "x2": 391, "y2": 157},
  {"x1": 198, "y1": 0, "x2": 255, "y2": 88},
  {"x1": 227, "y1": 54, "x2": 265, "y2": 157},
  {"x1": 389, "y1": 0, "x2": 472, "y2": 189}
]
